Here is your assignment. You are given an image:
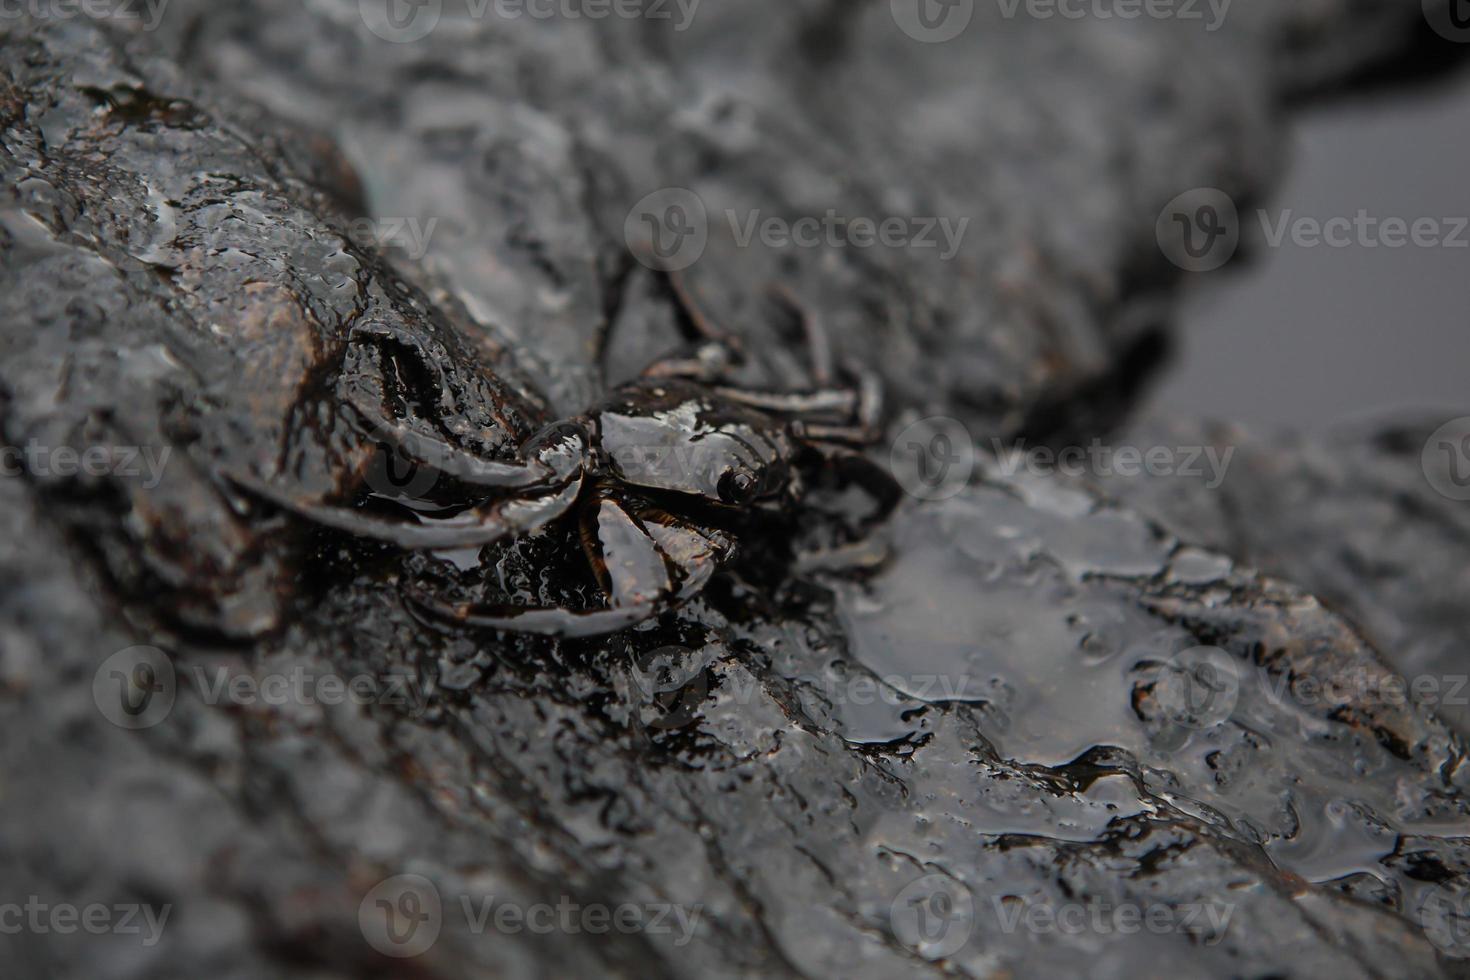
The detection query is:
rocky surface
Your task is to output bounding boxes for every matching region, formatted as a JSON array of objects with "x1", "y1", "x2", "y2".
[
  {"x1": 151, "y1": 0, "x2": 1459, "y2": 437},
  {"x1": 145, "y1": 0, "x2": 1339, "y2": 430},
  {"x1": 3, "y1": 5, "x2": 1469, "y2": 980},
  {"x1": 0, "y1": 18, "x2": 557, "y2": 636},
  {"x1": 1090, "y1": 414, "x2": 1470, "y2": 738}
]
